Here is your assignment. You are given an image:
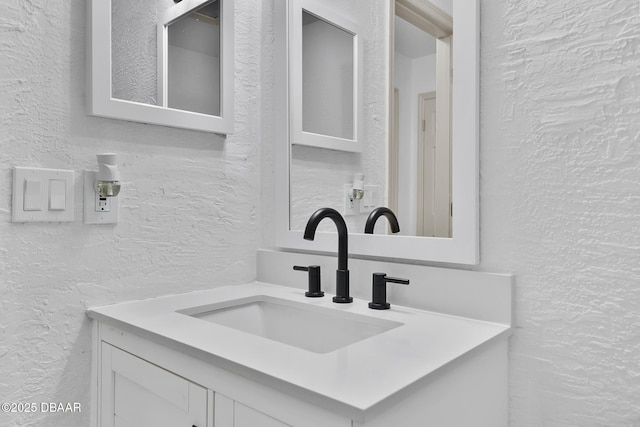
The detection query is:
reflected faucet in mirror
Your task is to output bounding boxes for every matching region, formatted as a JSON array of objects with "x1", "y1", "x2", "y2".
[
  {"x1": 303, "y1": 208, "x2": 353, "y2": 303},
  {"x1": 364, "y1": 207, "x2": 400, "y2": 234}
]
